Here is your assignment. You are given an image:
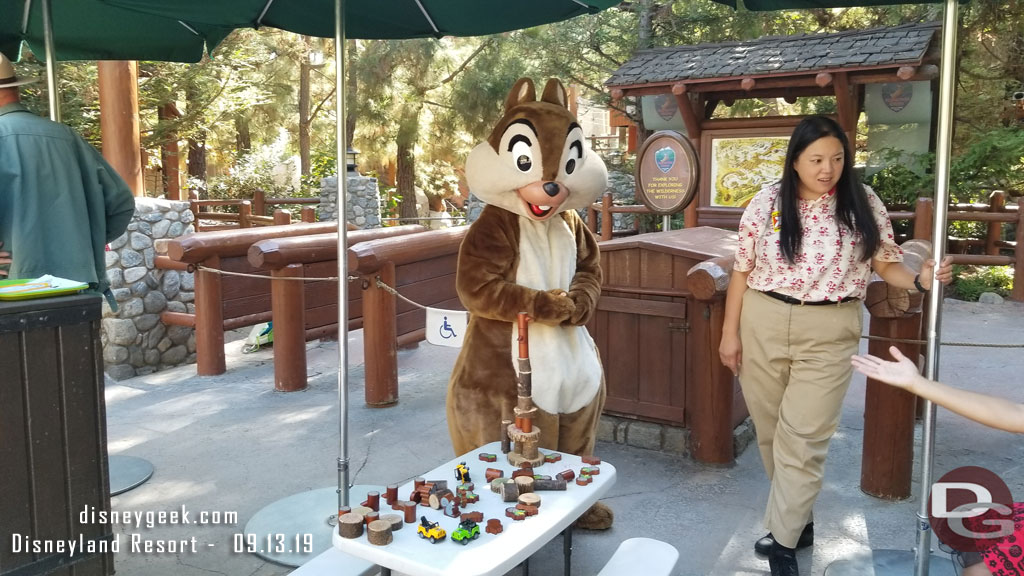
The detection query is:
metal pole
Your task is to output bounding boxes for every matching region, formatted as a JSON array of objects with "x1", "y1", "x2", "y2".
[
  {"x1": 40, "y1": 0, "x2": 59, "y2": 122},
  {"x1": 662, "y1": 214, "x2": 671, "y2": 233},
  {"x1": 914, "y1": 1, "x2": 958, "y2": 574},
  {"x1": 334, "y1": 0, "x2": 350, "y2": 511}
]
